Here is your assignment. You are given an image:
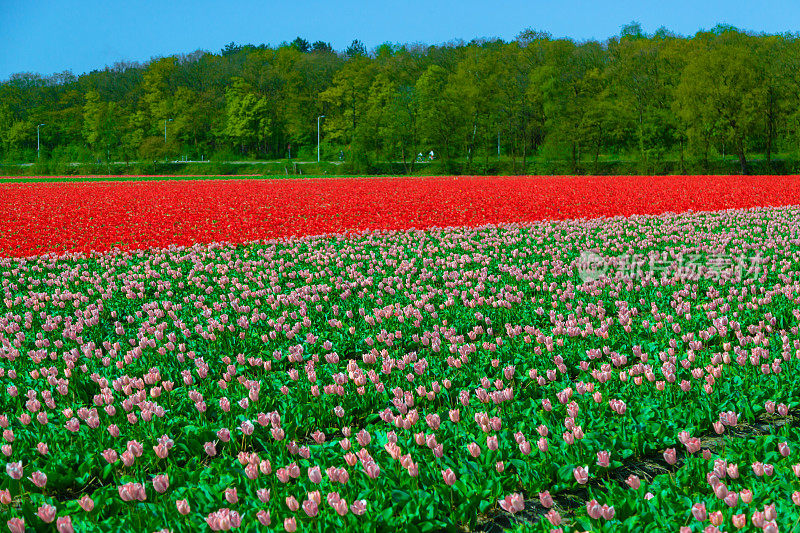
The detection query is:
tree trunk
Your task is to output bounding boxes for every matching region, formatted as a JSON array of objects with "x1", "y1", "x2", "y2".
[
  {"x1": 593, "y1": 126, "x2": 601, "y2": 171},
  {"x1": 571, "y1": 142, "x2": 577, "y2": 171},
  {"x1": 736, "y1": 139, "x2": 748, "y2": 175}
]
